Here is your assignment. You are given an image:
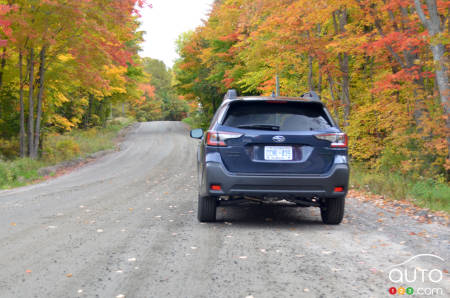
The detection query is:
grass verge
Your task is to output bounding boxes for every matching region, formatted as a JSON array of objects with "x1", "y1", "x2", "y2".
[
  {"x1": 0, "y1": 117, "x2": 133, "y2": 189},
  {"x1": 350, "y1": 162, "x2": 450, "y2": 213}
]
